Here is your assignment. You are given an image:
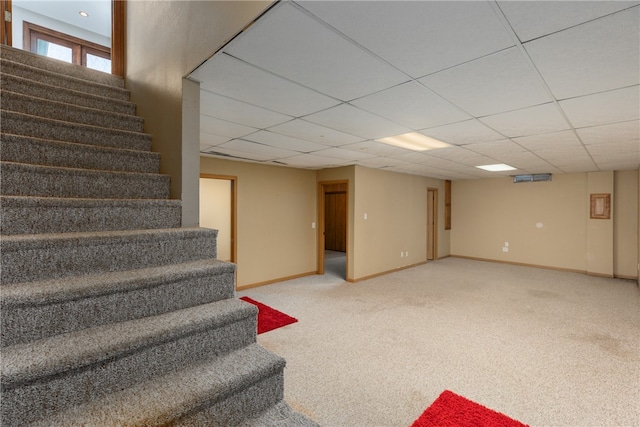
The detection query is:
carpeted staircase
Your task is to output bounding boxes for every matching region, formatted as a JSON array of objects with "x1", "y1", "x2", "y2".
[{"x1": 0, "y1": 45, "x2": 317, "y2": 426}]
